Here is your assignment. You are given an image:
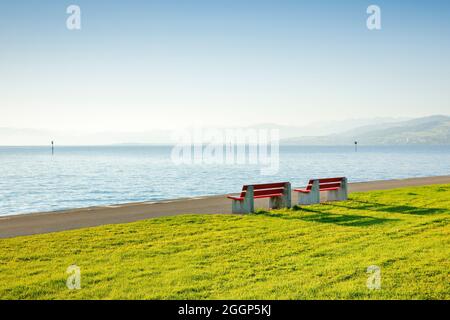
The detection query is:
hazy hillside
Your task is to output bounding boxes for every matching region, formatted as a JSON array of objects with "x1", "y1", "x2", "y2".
[
  {"x1": 0, "y1": 117, "x2": 407, "y2": 146},
  {"x1": 247, "y1": 117, "x2": 409, "y2": 139},
  {"x1": 282, "y1": 115, "x2": 450, "y2": 145},
  {"x1": 1, "y1": 115, "x2": 449, "y2": 146}
]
